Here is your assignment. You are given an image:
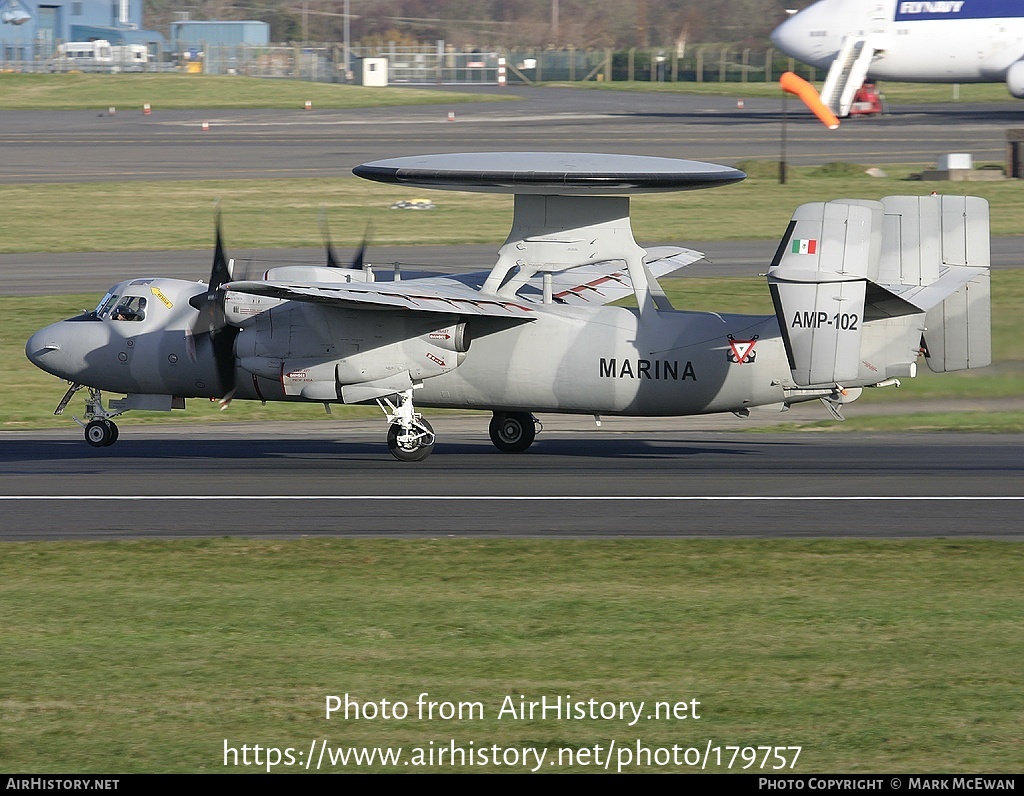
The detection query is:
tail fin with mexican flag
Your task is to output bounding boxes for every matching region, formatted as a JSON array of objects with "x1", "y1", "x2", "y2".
[{"x1": 767, "y1": 195, "x2": 990, "y2": 388}]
